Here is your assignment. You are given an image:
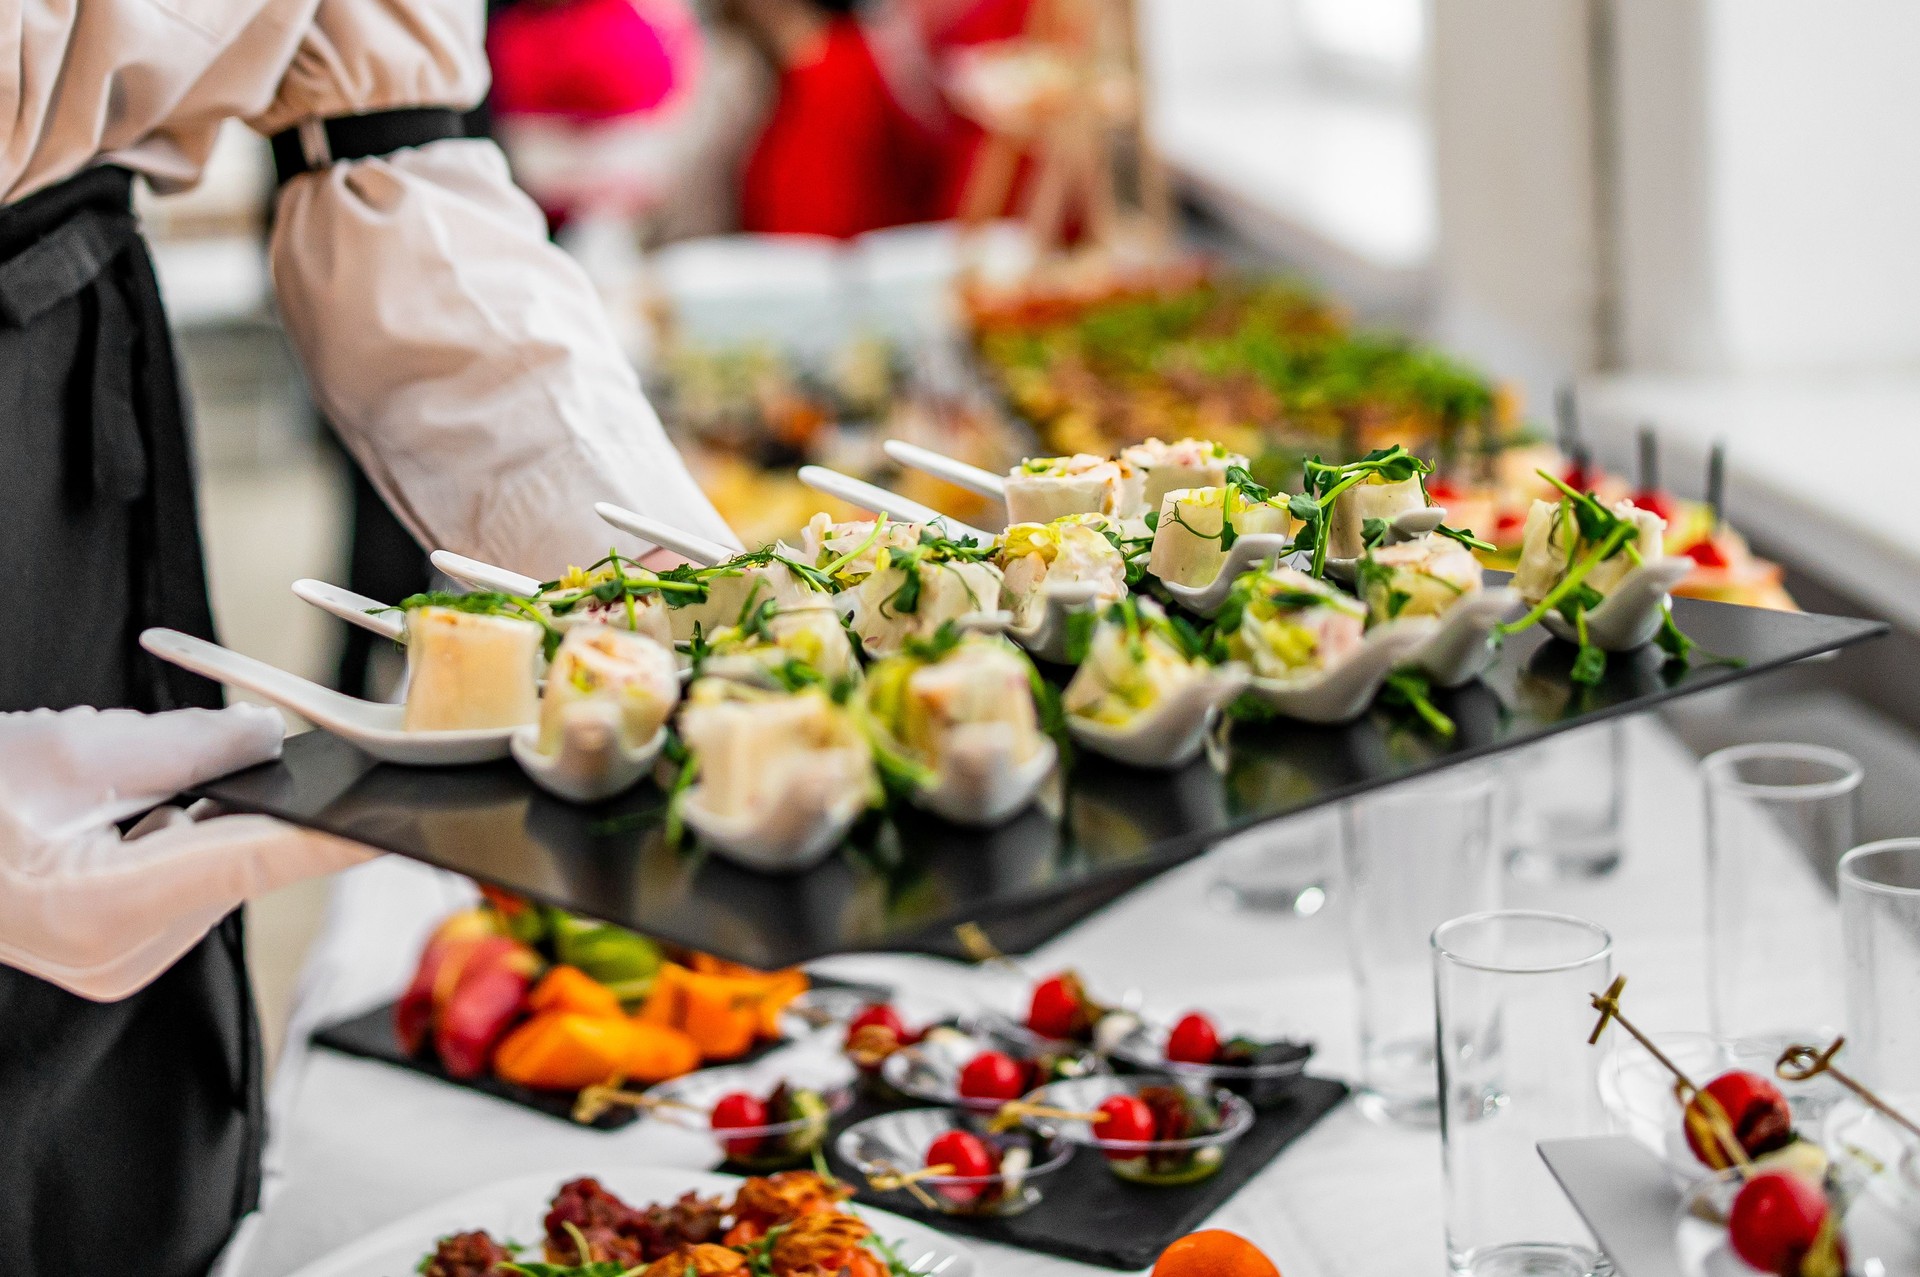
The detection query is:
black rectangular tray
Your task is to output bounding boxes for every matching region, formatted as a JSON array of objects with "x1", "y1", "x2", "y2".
[
  {"x1": 312, "y1": 1000, "x2": 645, "y2": 1129},
  {"x1": 199, "y1": 596, "x2": 1883, "y2": 968},
  {"x1": 824, "y1": 1079, "x2": 1350, "y2": 1271},
  {"x1": 309, "y1": 972, "x2": 889, "y2": 1130}
]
